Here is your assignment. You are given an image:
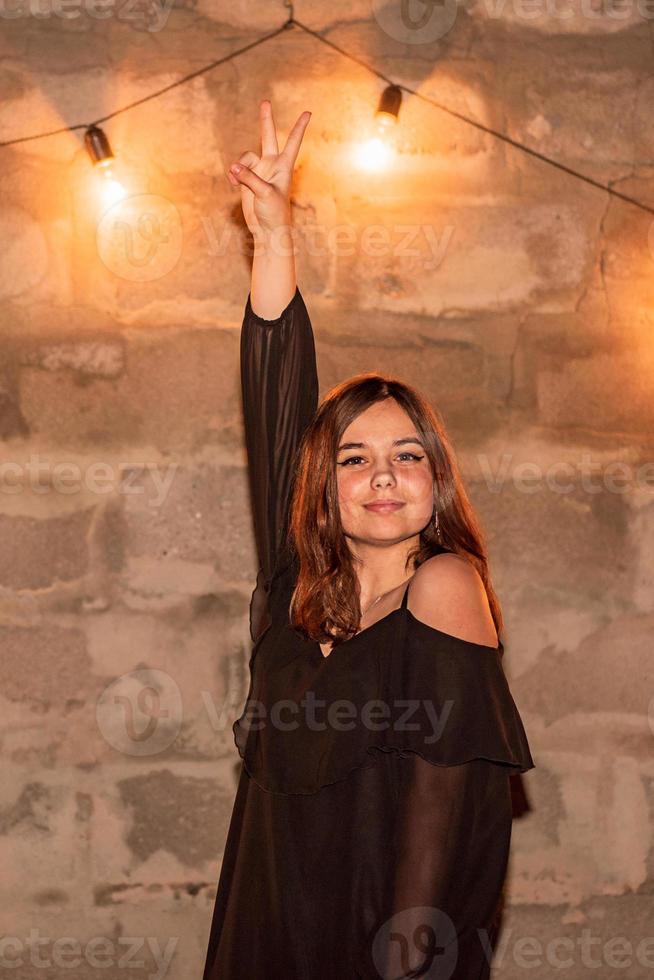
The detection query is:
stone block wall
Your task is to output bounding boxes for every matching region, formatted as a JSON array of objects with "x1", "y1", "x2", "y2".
[{"x1": 1, "y1": 2, "x2": 653, "y2": 977}]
